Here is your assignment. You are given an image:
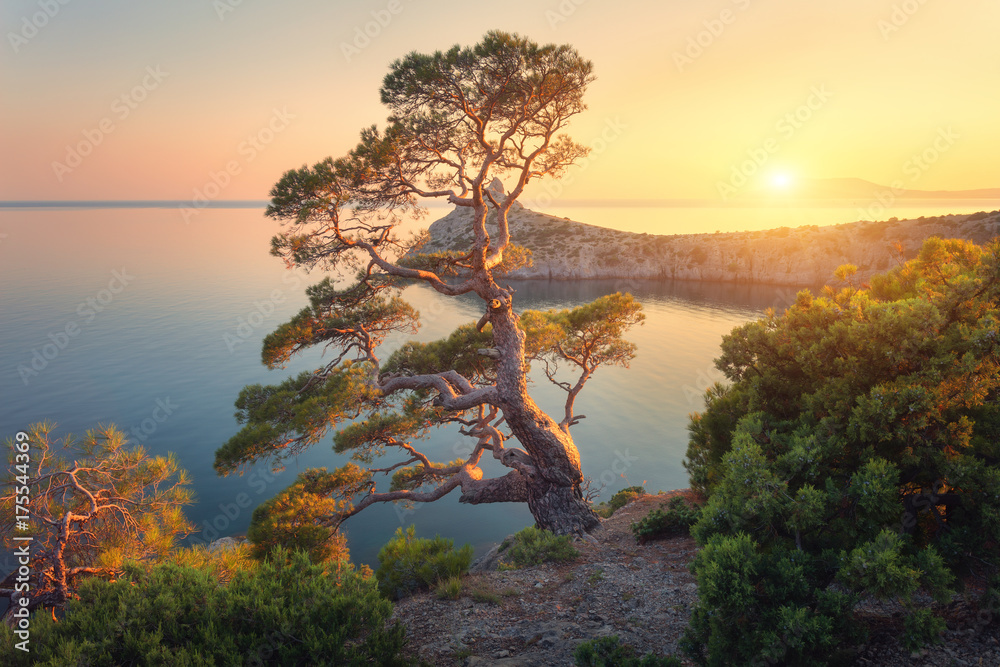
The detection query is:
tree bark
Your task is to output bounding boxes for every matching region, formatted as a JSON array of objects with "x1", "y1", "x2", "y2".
[
  {"x1": 481, "y1": 282, "x2": 601, "y2": 535},
  {"x1": 524, "y1": 478, "x2": 600, "y2": 535},
  {"x1": 459, "y1": 470, "x2": 528, "y2": 504}
]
